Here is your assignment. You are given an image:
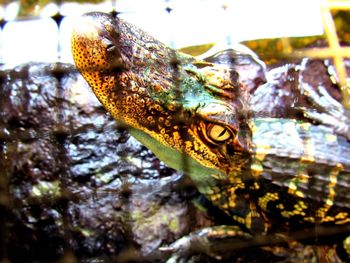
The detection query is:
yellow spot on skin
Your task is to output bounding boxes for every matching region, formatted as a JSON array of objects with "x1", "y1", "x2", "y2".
[
  {"x1": 300, "y1": 155, "x2": 315, "y2": 163},
  {"x1": 214, "y1": 229, "x2": 225, "y2": 236},
  {"x1": 325, "y1": 199, "x2": 334, "y2": 207},
  {"x1": 221, "y1": 203, "x2": 228, "y2": 209},
  {"x1": 173, "y1": 131, "x2": 180, "y2": 141},
  {"x1": 317, "y1": 163, "x2": 343, "y2": 222},
  {"x1": 320, "y1": 216, "x2": 336, "y2": 222},
  {"x1": 202, "y1": 186, "x2": 216, "y2": 195},
  {"x1": 335, "y1": 212, "x2": 348, "y2": 219},
  {"x1": 210, "y1": 193, "x2": 221, "y2": 201},
  {"x1": 164, "y1": 120, "x2": 171, "y2": 127},
  {"x1": 232, "y1": 215, "x2": 246, "y2": 225},
  {"x1": 211, "y1": 173, "x2": 226, "y2": 180},
  {"x1": 253, "y1": 182, "x2": 260, "y2": 190},
  {"x1": 287, "y1": 171, "x2": 309, "y2": 198},
  {"x1": 343, "y1": 236, "x2": 350, "y2": 256},
  {"x1": 243, "y1": 202, "x2": 265, "y2": 231},
  {"x1": 185, "y1": 141, "x2": 192, "y2": 151},
  {"x1": 335, "y1": 162, "x2": 344, "y2": 170},
  {"x1": 297, "y1": 201, "x2": 307, "y2": 209},
  {"x1": 154, "y1": 104, "x2": 163, "y2": 111},
  {"x1": 287, "y1": 176, "x2": 306, "y2": 198},
  {"x1": 295, "y1": 190, "x2": 305, "y2": 198},
  {"x1": 297, "y1": 172, "x2": 310, "y2": 183},
  {"x1": 226, "y1": 230, "x2": 237, "y2": 236},
  {"x1": 281, "y1": 201, "x2": 308, "y2": 218},
  {"x1": 219, "y1": 181, "x2": 245, "y2": 209},
  {"x1": 288, "y1": 181, "x2": 297, "y2": 192},
  {"x1": 337, "y1": 218, "x2": 350, "y2": 224},
  {"x1": 300, "y1": 137, "x2": 315, "y2": 163},
  {"x1": 258, "y1": 192, "x2": 279, "y2": 211},
  {"x1": 304, "y1": 217, "x2": 315, "y2": 223},
  {"x1": 166, "y1": 103, "x2": 176, "y2": 111},
  {"x1": 251, "y1": 162, "x2": 263, "y2": 177},
  {"x1": 130, "y1": 83, "x2": 139, "y2": 92},
  {"x1": 276, "y1": 203, "x2": 284, "y2": 210},
  {"x1": 254, "y1": 144, "x2": 270, "y2": 161}
]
